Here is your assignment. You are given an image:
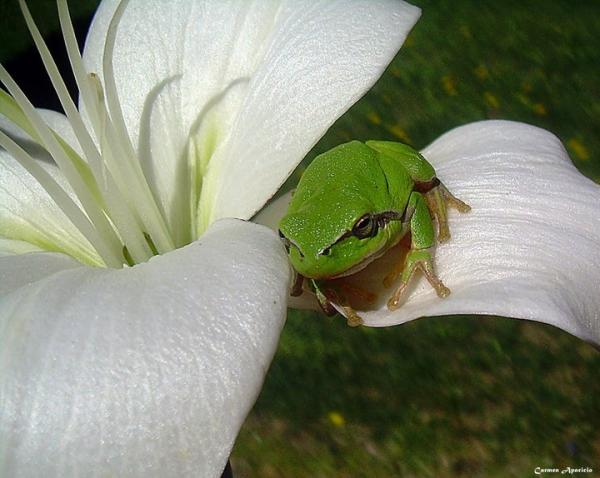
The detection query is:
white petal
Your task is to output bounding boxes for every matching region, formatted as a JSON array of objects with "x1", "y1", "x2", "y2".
[
  {"x1": 0, "y1": 219, "x2": 291, "y2": 477},
  {"x1": 83, "y1": 0, "x2": 420, "y2": 240},
  {"x1": 364, "y1": 122, "x2": 600, "y2": 344},
  {"x1": 0, "y1": 251, "x2": 81, "y2": 294},
  {"x1": 254, "y1": 191, "x2": 320, "y2": 311},
  {"x1": 0, "y1": 239, "x2": 43, "y2": 256},
  {"x1": 0, "y1": 113, "x2": 100, "y2": 263}
]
